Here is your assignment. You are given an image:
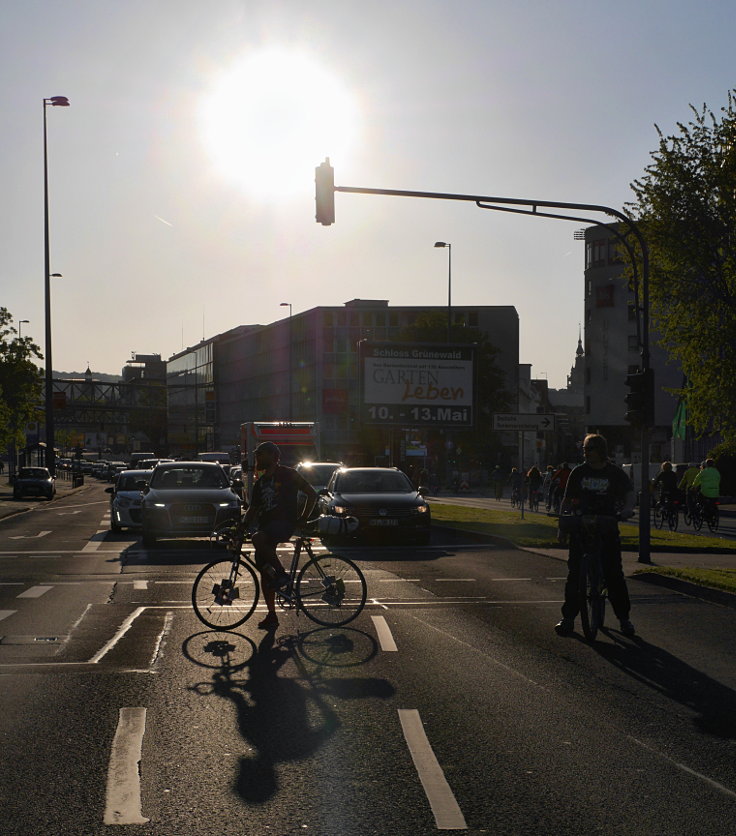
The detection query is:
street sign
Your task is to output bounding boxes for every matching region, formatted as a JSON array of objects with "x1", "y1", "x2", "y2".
[{"x1": 493, "y1": 413, "x2": 556, "y2": 432}]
